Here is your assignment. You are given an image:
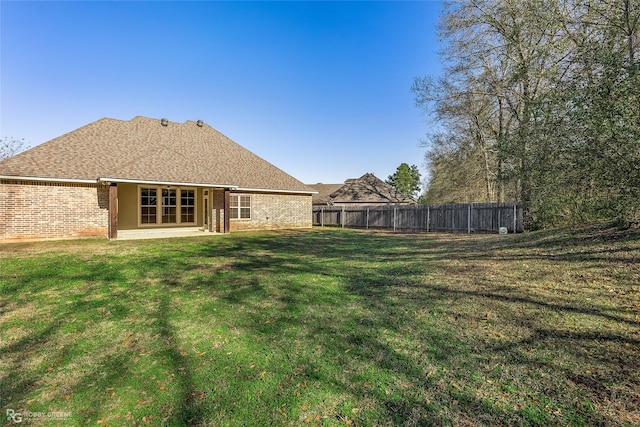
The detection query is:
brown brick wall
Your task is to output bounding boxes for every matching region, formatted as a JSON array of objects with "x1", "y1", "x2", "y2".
[
  {"x1": 0, "y1": 180, "x2": 109, "y2": 241},
  {"x1": 211, "y1": 189, "x2": 226, "y2": 232},
  {"x1": 230, "y1": 192, "x2": 312, "y2": 231}
]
